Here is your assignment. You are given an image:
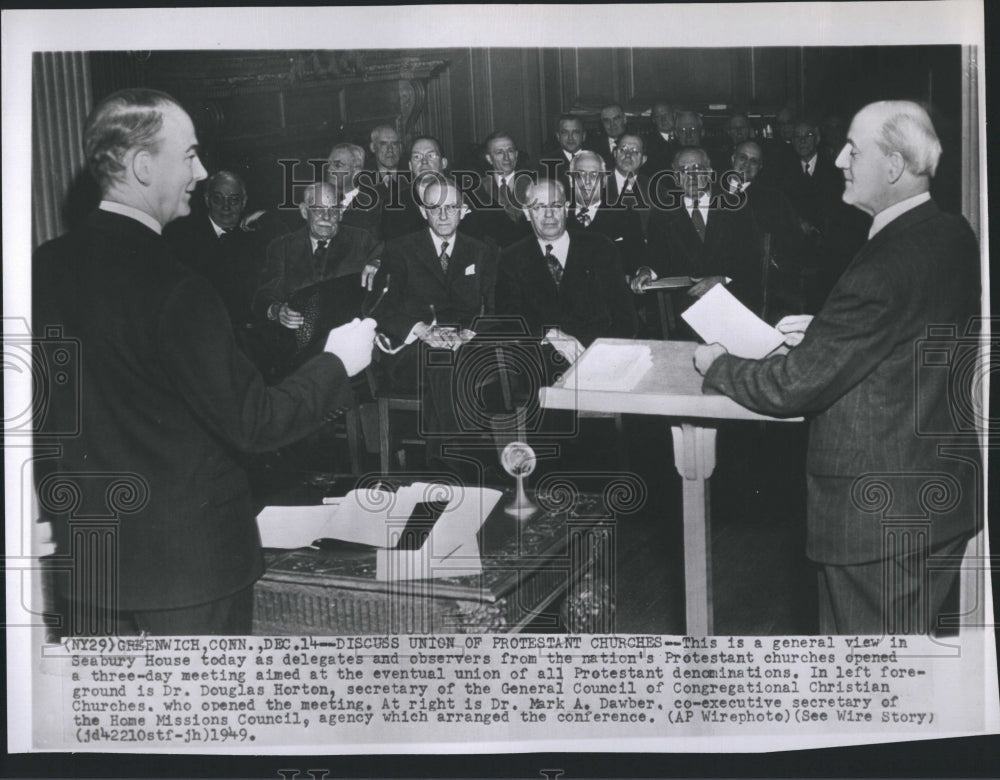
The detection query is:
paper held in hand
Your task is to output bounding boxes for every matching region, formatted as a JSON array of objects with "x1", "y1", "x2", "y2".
[
  {"x1": 256, "y1": 483, "x2": 502, "y2": 581},
  {"x1": 681, "y1": 284, "x2": 785, "y2": 358}
]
